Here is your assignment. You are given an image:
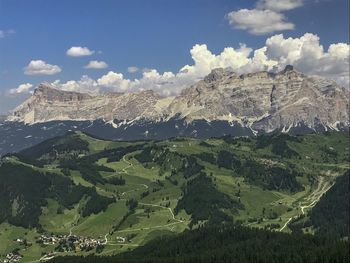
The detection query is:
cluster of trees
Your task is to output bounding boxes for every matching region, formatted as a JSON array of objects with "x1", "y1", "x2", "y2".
[
  {"x1": 195, "y1": 150, "x2": 303, "y2": 192},
  {"x1": 60, "y1": 157, "x2": 115, "y2": 185},
  {"x1": 319, "y1": 144, "x2": 339, "y2": 163},
  {"x1": 217, "y1": 150, "x2": 241, "y2": 171},
  {"x1": 0, "y1": 158, "x2": 118, "y2": 228},
  {"x1": 81, "y1": 188, "x2": 114, "y2": 217},
  {"x1": 107, "y1": 176, "x2": 125, "y2": 185},
  {"x1": 20, "y1": 132, "x2": 89, "y2": 161},
  {"x1": 194, "y1": 152, "x2": 216, "y2": 164},
  {"x1": 135, "y1": 146, "x2": 203, "y2": 178},
  {"x1": 126, "y1": 199, "x2": 138, "y2": 211},
  {"x1": 5, "y1": 153, "x2": 45, "y2": 167},
  {"x1": 175, "y1": 173, "x2": 243, "y2": 227},
  {"x1": 59, "y1": 143, "x2": 145, "y2": 185},
  {"x1": 310, "y1": 171, "x2": 349, "y2": 238},
  {"x1": 112, "y1": 199, "x2": 138, "y2": 231},
  {"x1": 0, "y1": 162, "x2": 93, "y2": 228},
  {"x1": 78, "y1": 164, "x2": 108, "y2": 185},
  {"x1": 256, "y1": 133, "x2": 300, "y2": 158},
  {"x1": 239, "y1": 159, "x2": 303, "y2": 192},
  {"x1": 0, "y1": 162, "x2": 50, "y2": 227},
  {"x1": 82, "y1": 144, "x2": 144, "y2": 164},
  {"x1": 222, "y1": 135, "x2": 251, "y2": 145},
  {"x1": 49, "y1": 223, "x2": 349, "y2": 263}
]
